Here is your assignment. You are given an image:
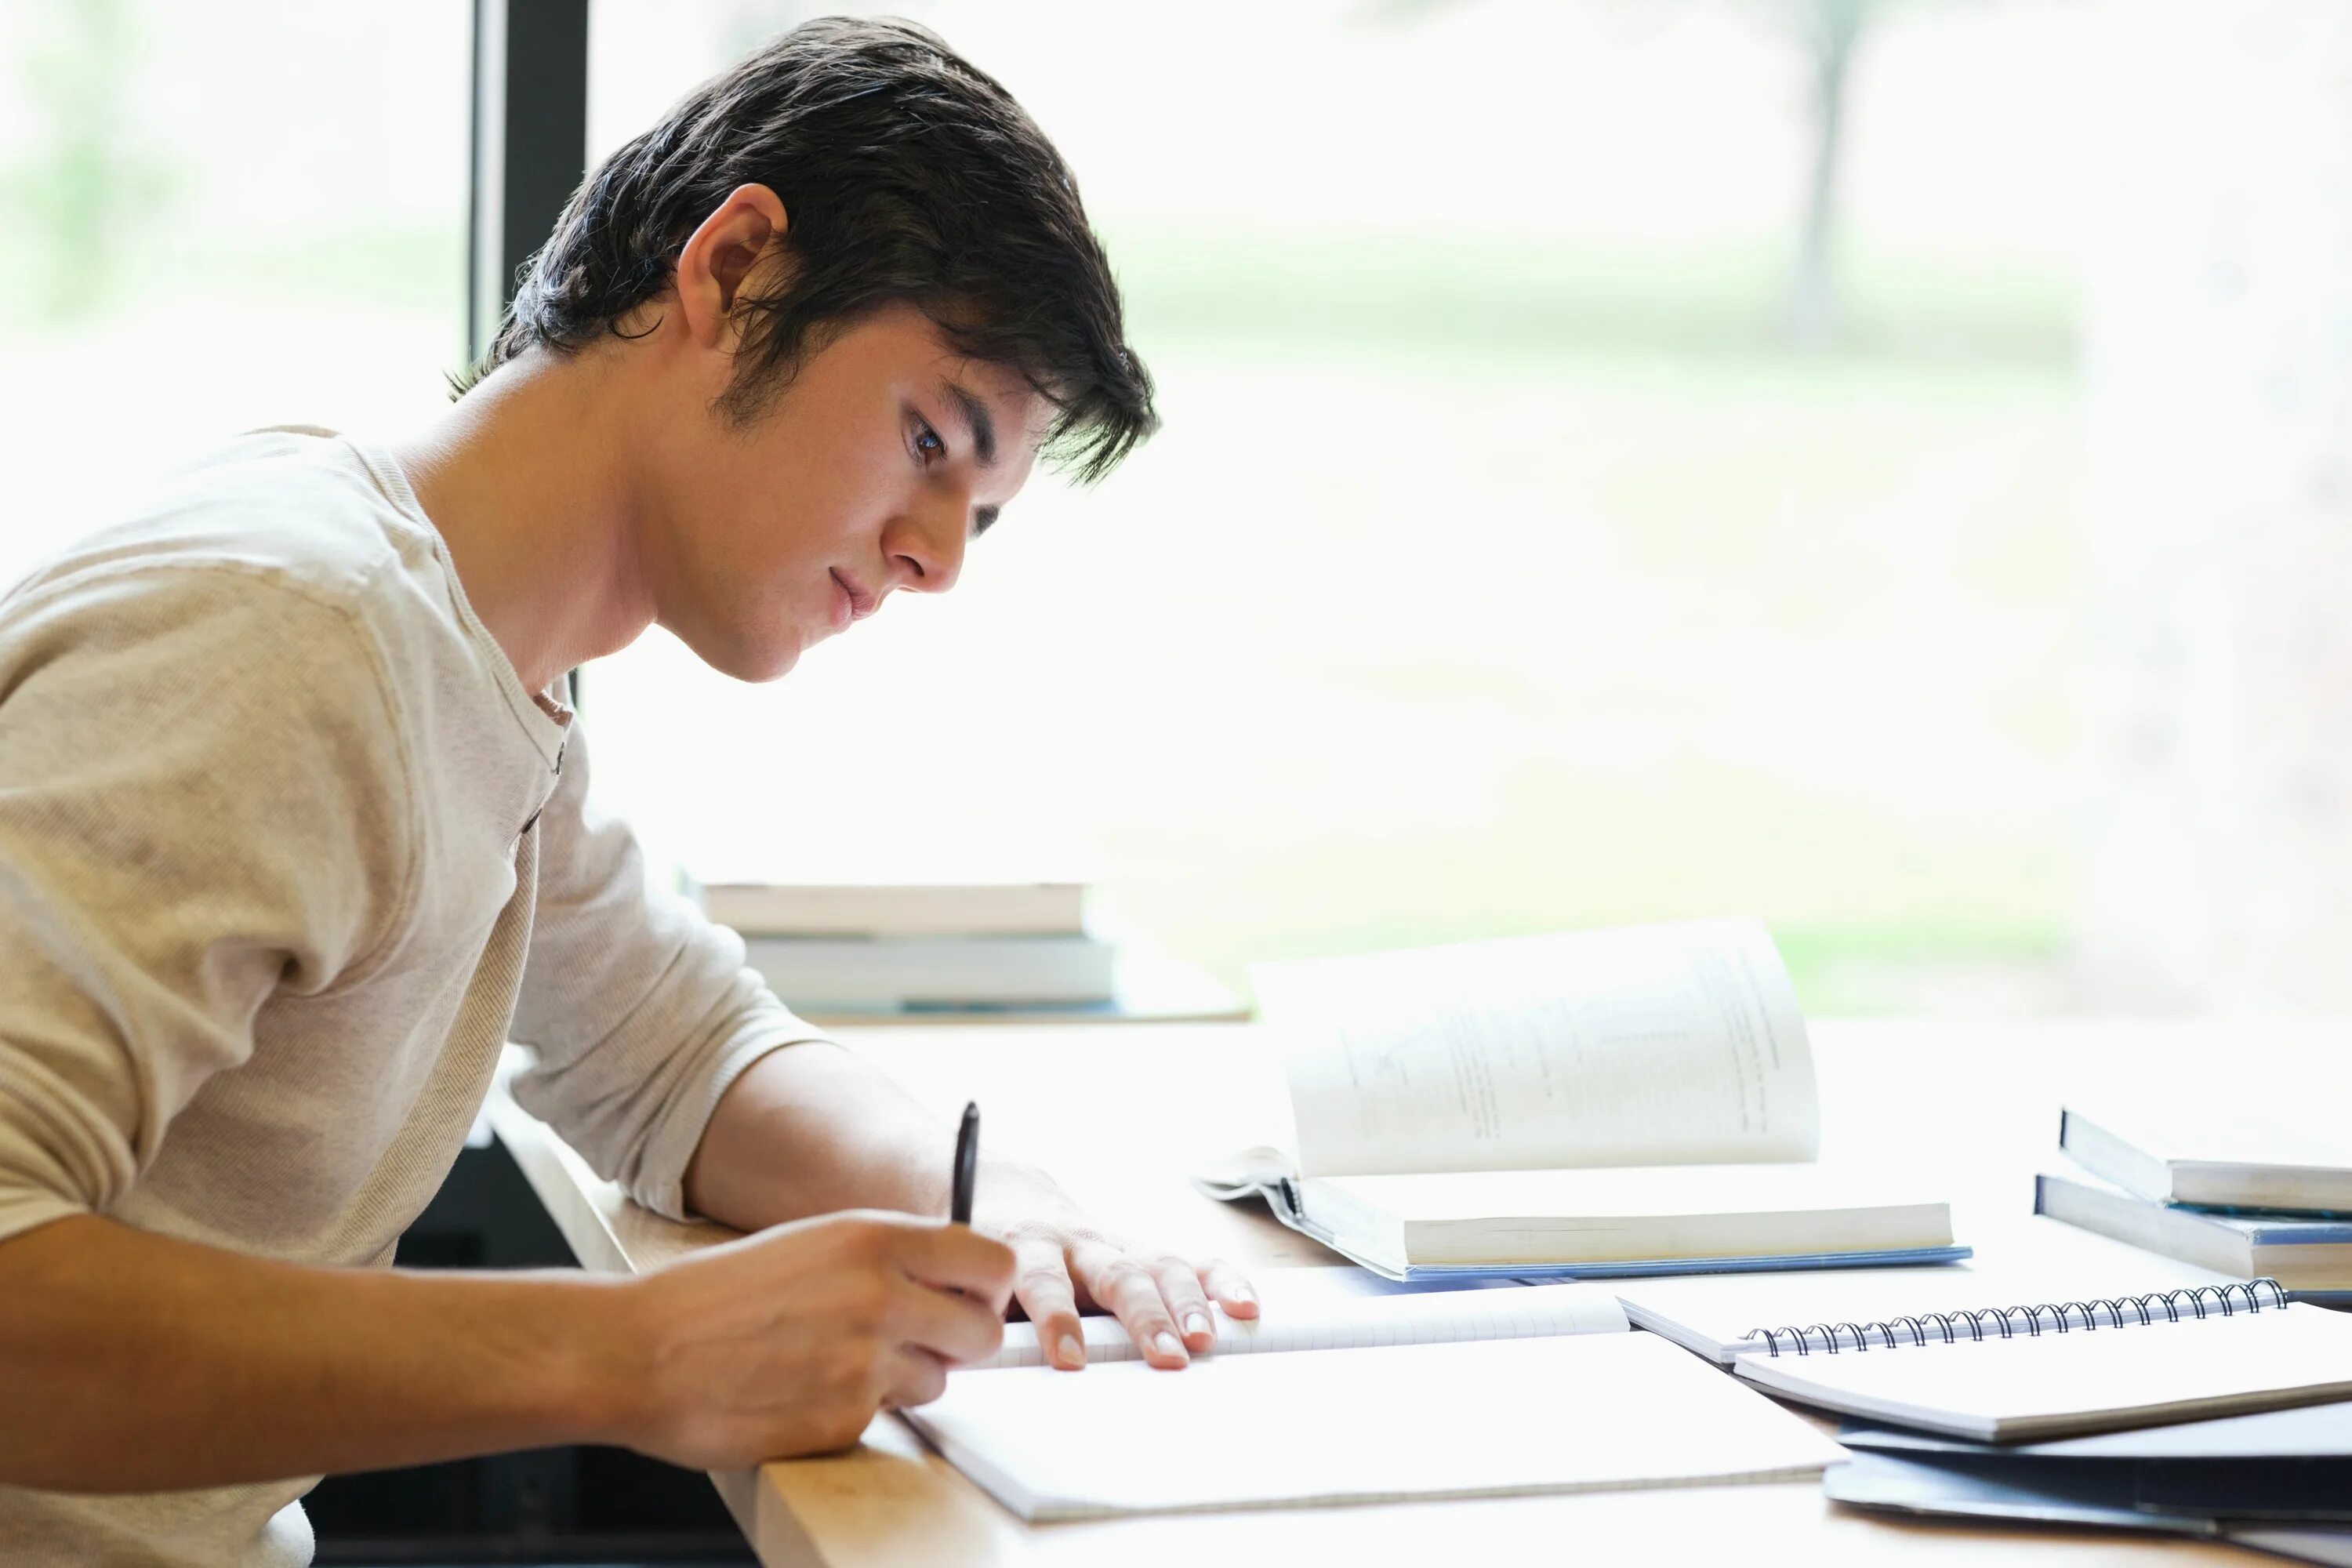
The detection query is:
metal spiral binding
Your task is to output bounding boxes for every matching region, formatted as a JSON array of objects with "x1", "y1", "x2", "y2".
[{"x1": 1744, "y1": 1277, "x2": 2290, "y2": 1357}]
